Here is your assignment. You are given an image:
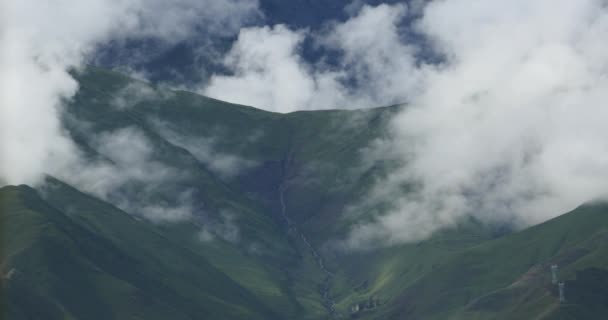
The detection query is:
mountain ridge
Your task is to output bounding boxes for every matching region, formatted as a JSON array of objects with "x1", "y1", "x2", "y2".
[{"x1": 2, "y1": 67, "x2": 608, "y2": 320}]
